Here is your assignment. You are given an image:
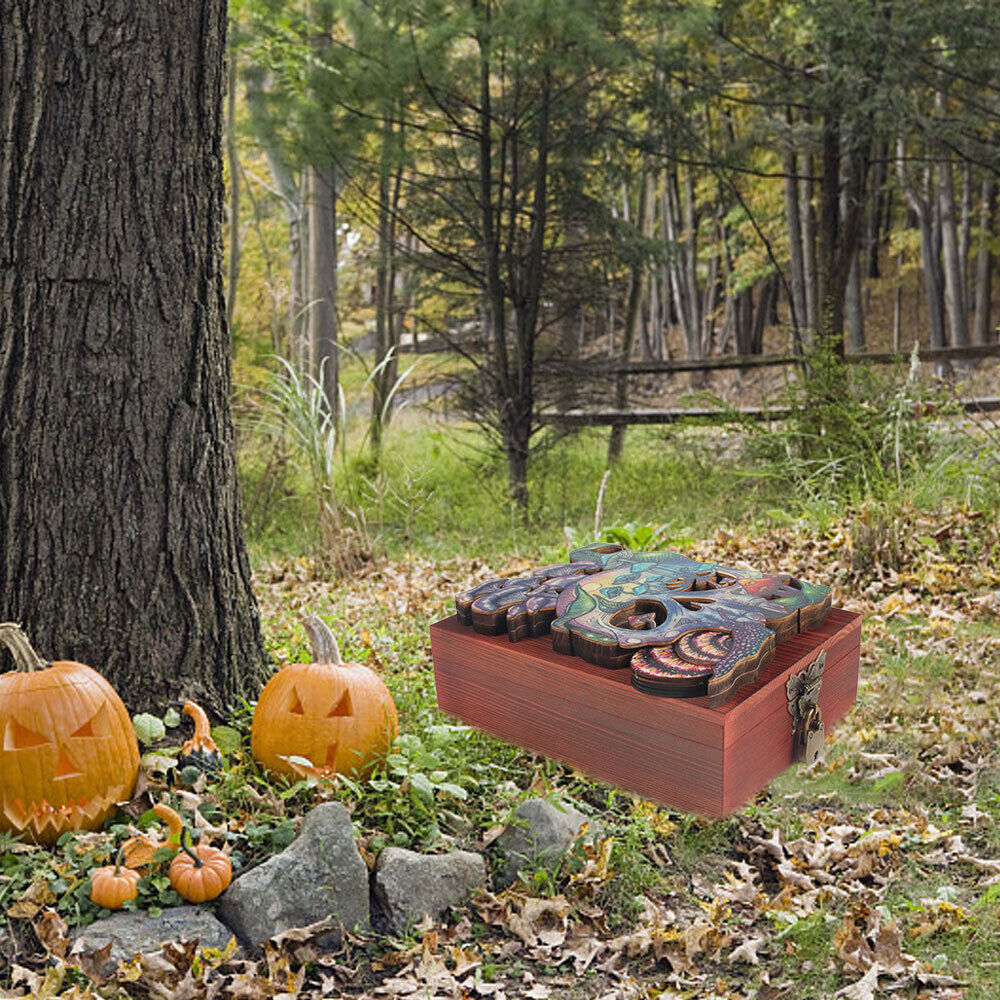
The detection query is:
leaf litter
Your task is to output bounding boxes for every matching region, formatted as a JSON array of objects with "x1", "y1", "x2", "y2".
[{"x1": 2, "y1": 504, "x2": 999, "y2": 998}]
